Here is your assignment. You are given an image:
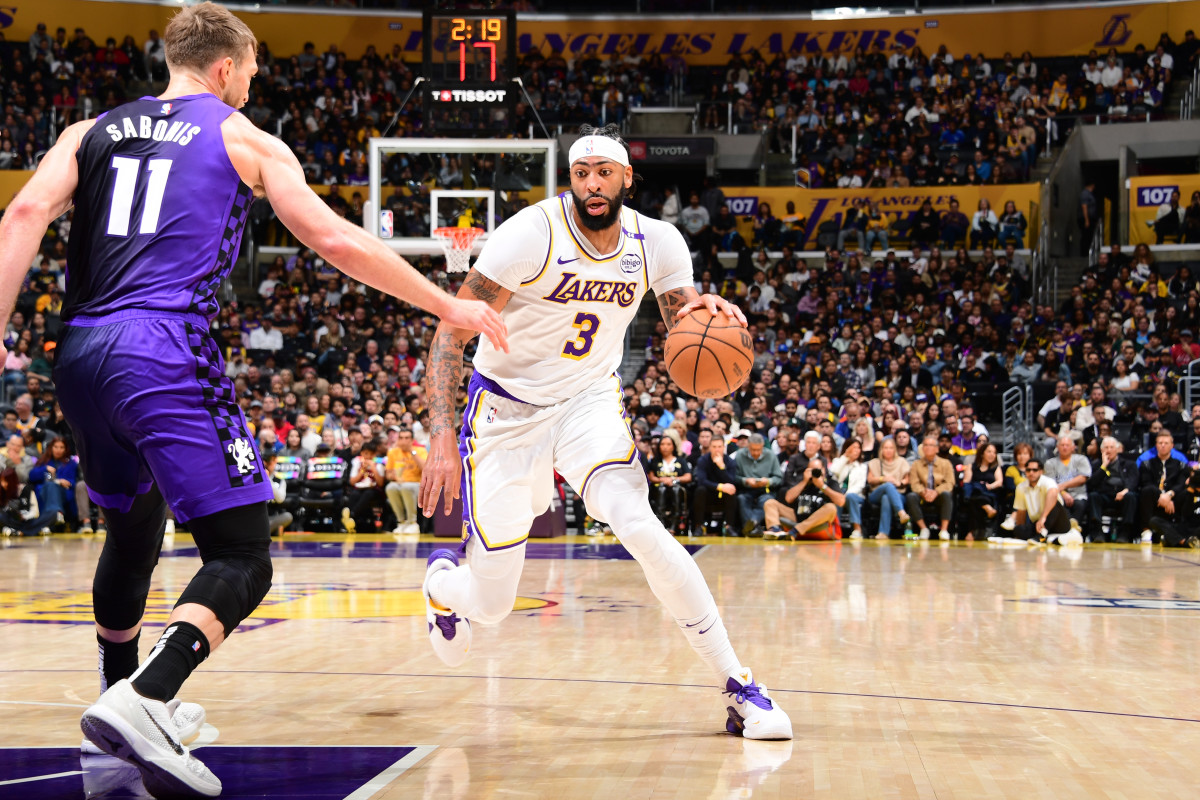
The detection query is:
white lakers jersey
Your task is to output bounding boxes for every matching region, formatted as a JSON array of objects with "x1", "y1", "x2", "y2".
[{"x1": 472, "y1": 194, "x2": 693, "y2": 405}]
